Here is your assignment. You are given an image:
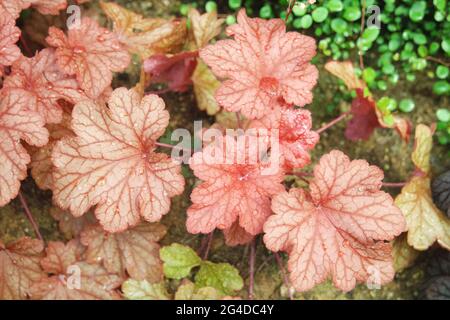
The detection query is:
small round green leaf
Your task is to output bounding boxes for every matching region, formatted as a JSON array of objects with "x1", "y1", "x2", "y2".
[{"x1": 399, "y1": 99, "x2": 415, "y2": 113}]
